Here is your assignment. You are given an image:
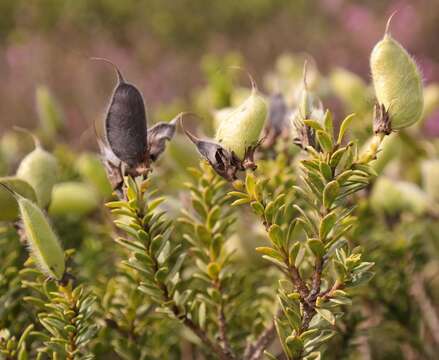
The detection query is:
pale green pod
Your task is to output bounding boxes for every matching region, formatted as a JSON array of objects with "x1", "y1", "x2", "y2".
[
  {"x1": 49, "y1": 182, "x2": 100, "y2": 217},
  {"x1": 17, "y1": 195, "x2": 65, "y2": 280},
  {"x1": 76, "y1": 153, "x2": 112, "y2": 198},
  {"x1": 421, "y1": 160, "x2": 439, "y2": 202},
  {"x1": 329, "y1": 67, "x2": 369, "y2": 112},
  {"x1": 36, "y1": 86, "x2": 64, "y2": 140},
  {"x1": 16, "y1": 140, "x2": 59, "y2": 208},
  {"x1": 371, "y1": 177, "x2": 429, "y2": 215},
  {"x1": 370, "y1": 22, "x2": 423, "y2": 130},
  {"x1": 0, "y1": 177, "x2": 37, "y2": 221},
  {"x1": 213, "y1": 107, "x2": 235, "y2": 131},
  {"x1": 214, "y1": 87, "x2": 267, "y2": 159}
]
